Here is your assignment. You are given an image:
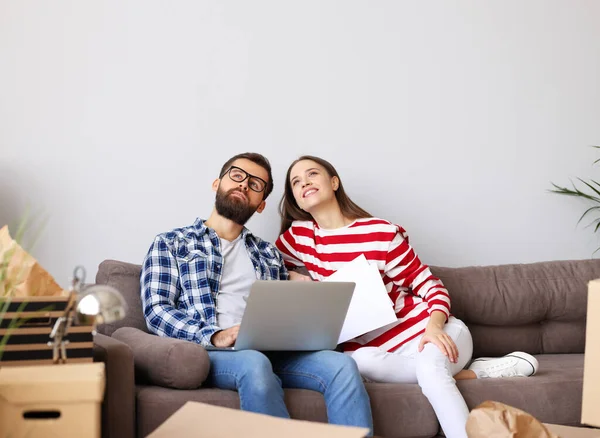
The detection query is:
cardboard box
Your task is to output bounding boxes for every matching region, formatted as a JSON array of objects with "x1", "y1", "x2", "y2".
[
  {"x1": 583, "y1": 280, "x2": 600, "y2": 428},
  {"x1": 147, "y1": 401, "x2": 369, "y2": 438},
  {"x1": 0, "y1": 362, "x2": 105, "y2": 438},
  {"x1": 0, "y1": 295, "x2": 95, "y2": 366},
  {"x1": 545, "y1": 423, "x2": 600, "y2": 437}
]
